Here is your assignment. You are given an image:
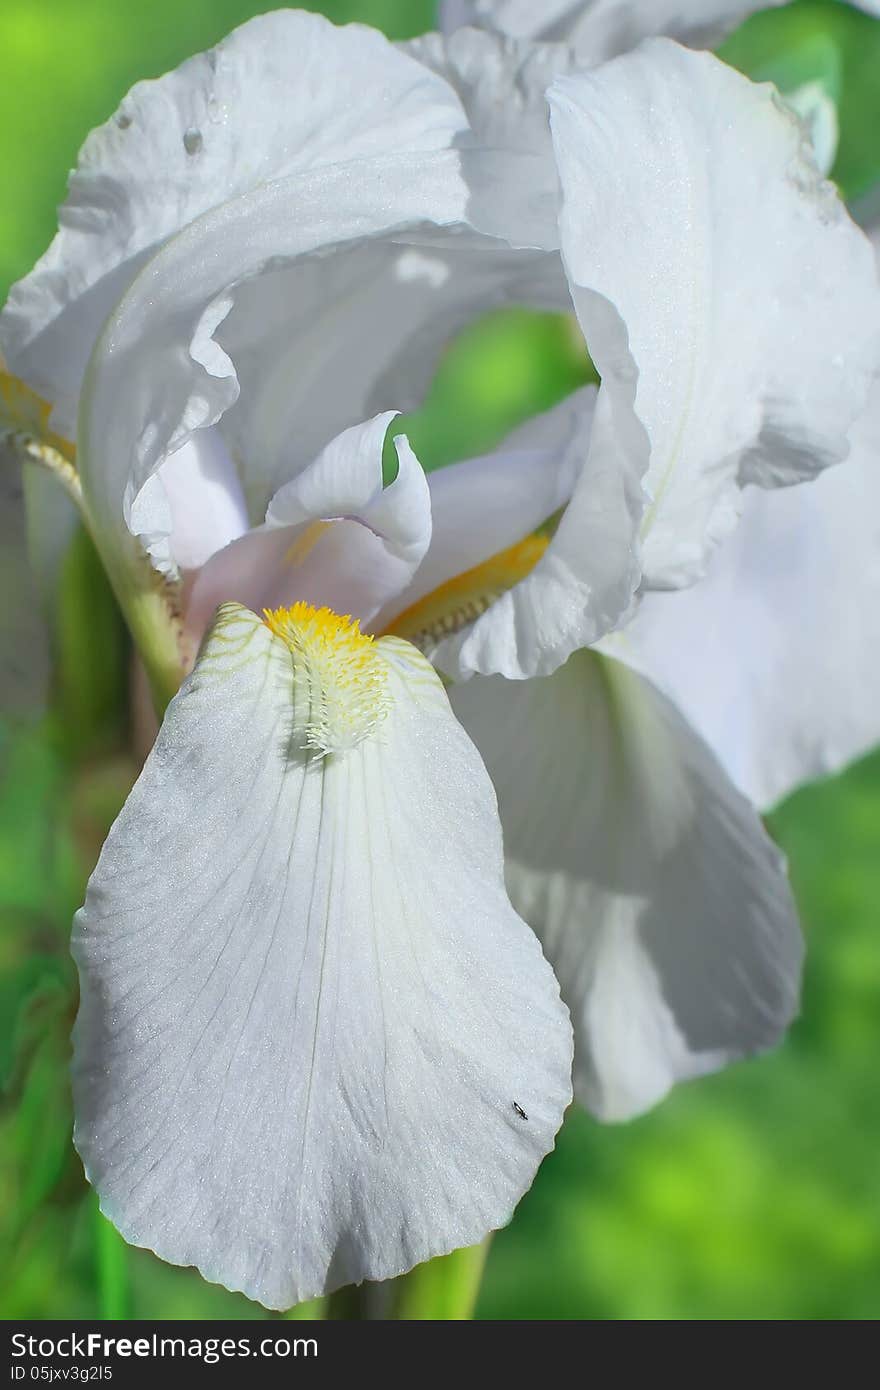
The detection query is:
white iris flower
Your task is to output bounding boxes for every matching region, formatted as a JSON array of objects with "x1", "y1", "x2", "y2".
[{"x1": 2, "y1": 7, "x2": 879, "y2": 1308}]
